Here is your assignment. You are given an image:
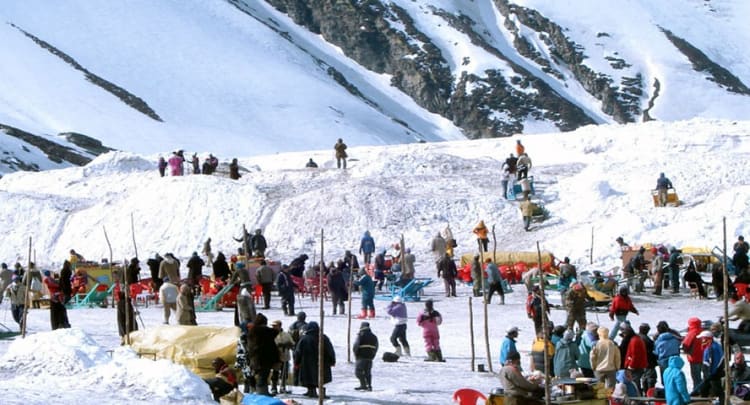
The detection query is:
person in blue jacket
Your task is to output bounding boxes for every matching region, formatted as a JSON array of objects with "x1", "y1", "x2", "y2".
[
  {"x1": 698, "y1": 330, "x2": 724, "y2": 403},
  {"x1": 359, "y1": 231, "x2": 376, "y2": 265},
  {"x1": 654, "y1": 321, "x2": 682, "y2": 383},
  {"x1": 355, "y1": 270, "x2": 375, "y2": 319},
  {"x1": 499, "y1": 326, "x2": 519, "y2": 366},
  {"x1": 663, "y1": 356, "x2": 690, "y2": 405}
]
